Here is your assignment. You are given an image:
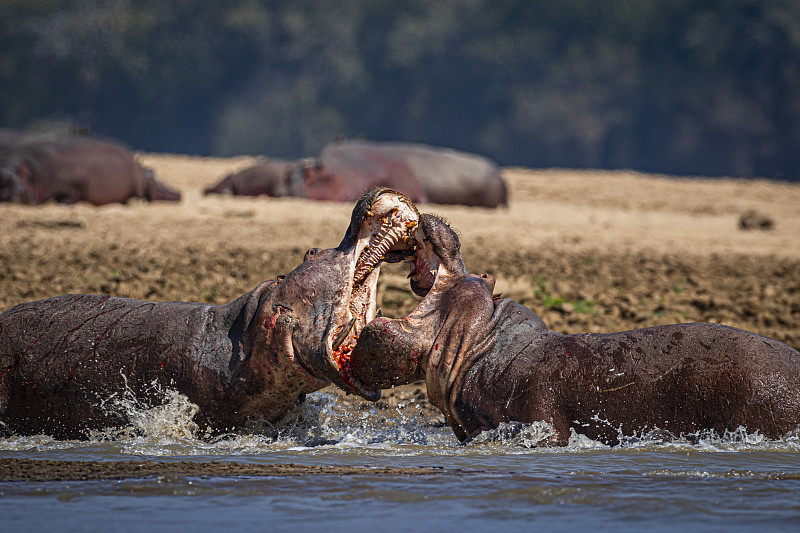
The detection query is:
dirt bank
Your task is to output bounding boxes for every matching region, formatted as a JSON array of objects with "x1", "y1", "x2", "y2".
[{"x1": 1, "y1": 155, "x2": 798, "y2": 426}]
